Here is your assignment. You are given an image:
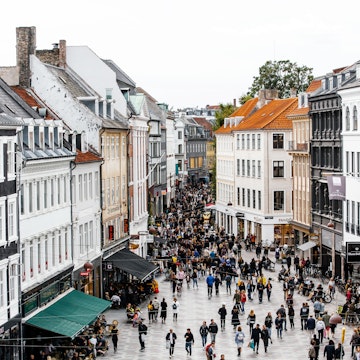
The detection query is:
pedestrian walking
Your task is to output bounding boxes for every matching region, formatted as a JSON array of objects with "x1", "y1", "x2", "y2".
[
  {"x1": 300, "y1": 302, "x2": 310, "y2": 330},
  {"x1": 138, "y1": 319, "x2": 148, "y2": 351},
  {"x1": 206, "y1": 341, "x2": 216, "y2": 360},
  {"x1": 147, "y1": 300, "x2": 154, "y2": 323},
  {"x1": 153, "y1": 297, "x2": 160, "y2": 321},
  {"x1": 324, "y1": 339, "x2": 336, "y2": 360},
  {"x1": 225, "y1": 273, "x2": 232, "y2": 294},
  {"x1": 199, "y1": 321, "x2": 209, "y2": 348},
  {"x1": 260, "y1": 324, "x2": 270, "y2": 353},
  {"x1": 334, "y1": 342, "x2": 345, "y2": 359},
  {"x1": 276, "y1": 304, "x2": 287, "y2": 331},
  {"x1": 308, "y1": 339, "x2": 317, "y2": 360},
  {"x1": 264, "y1": 312, "x2": 273, "y2": 343},
  {"x1": 192, "y1": 269, "x2": 198, "y2": 289},
  {"x1": 307, "y1": 315, "x2": 316, "y2": 337},
  {"x1": 246, "y1": 309, "x2": 256, "y2": 335},
  {"x1": 231, "y1": 305, "x2": 240, "y2": 329},
  {"x1": 214, "y1": 274, "x2": 221, "y2": 295},
  {"x1": 172, "y1": 298, "x2": 179, "y2": 321},
  {"x1": 166, "y1": 328, "x2": 177, "y2": 358},
  {"x1": 208, "y1": 319, "x2": 219, "y2": 342},
  {"x1": 312, "y1": 334, "x2": 320, "y2": 359},
  {"x1": 218, "y1": 303, "x2": 227, "y2": 331},
  {"x1": 266, "y1": 279, "x2": 272, "y2": 301},
  {"x1": 246, "y1": 279, "x2": 253, "y2": 301},
  {"x1": 288, "y1": 304, "x2": 295, "y2": 329},
  {"x1": 206, "y1": 273, "x2": 215, "y2": 298},
  {"x1": 315, "y1": 317, "x2": 325, "y2": 343},
  {"x1": 160, "y1": 298, "x2": 168, "y2": 323},
  {"x1": 184, "y1": 328, "x2": 194, "y2": 356},
  {"x1": 257, "y1": 280, "x2": 264, "y2": 303},
  {"x1": 275, "y1": 313, "x2": 284, "y2": 339},
  {"x1": 250, "y1": 323, "x2": 261, "y2": 354},
  {"x1": 110, "y1": 324, "x2": 118, "y2": 353},
  {"x1": 234, "y1": 325, "x2": 245, "y2": 357}
]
